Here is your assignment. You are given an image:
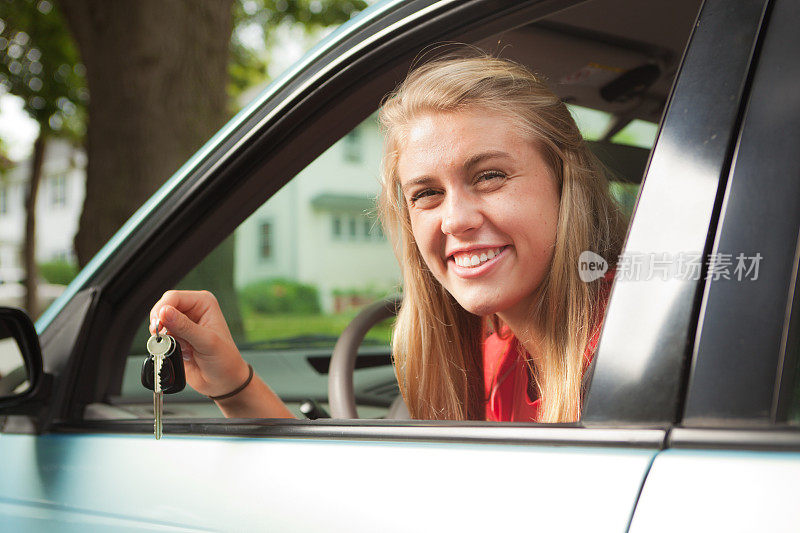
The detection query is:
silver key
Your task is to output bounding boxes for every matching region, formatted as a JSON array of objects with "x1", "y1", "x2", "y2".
[
  {"x1": 153, "y1": 352, "x2": 163, "y2": 440},
  {"x1": 146, "y1": 333, "x2": 172, "y2": 357},
  {"x1": 147, "y1": 332, "x2": 173, "y2": 440}
]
